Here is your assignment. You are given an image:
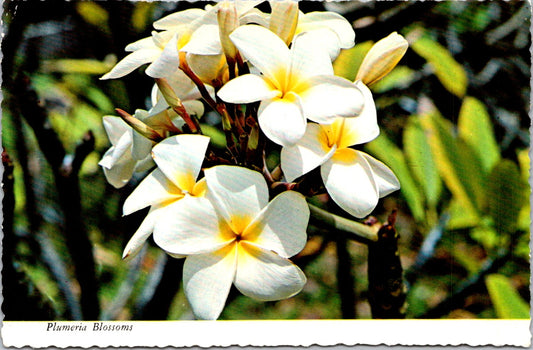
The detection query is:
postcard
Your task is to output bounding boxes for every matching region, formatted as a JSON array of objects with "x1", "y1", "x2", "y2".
[{"x1": 1, "y1": 0, "x2": 531, "y2": 347}]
